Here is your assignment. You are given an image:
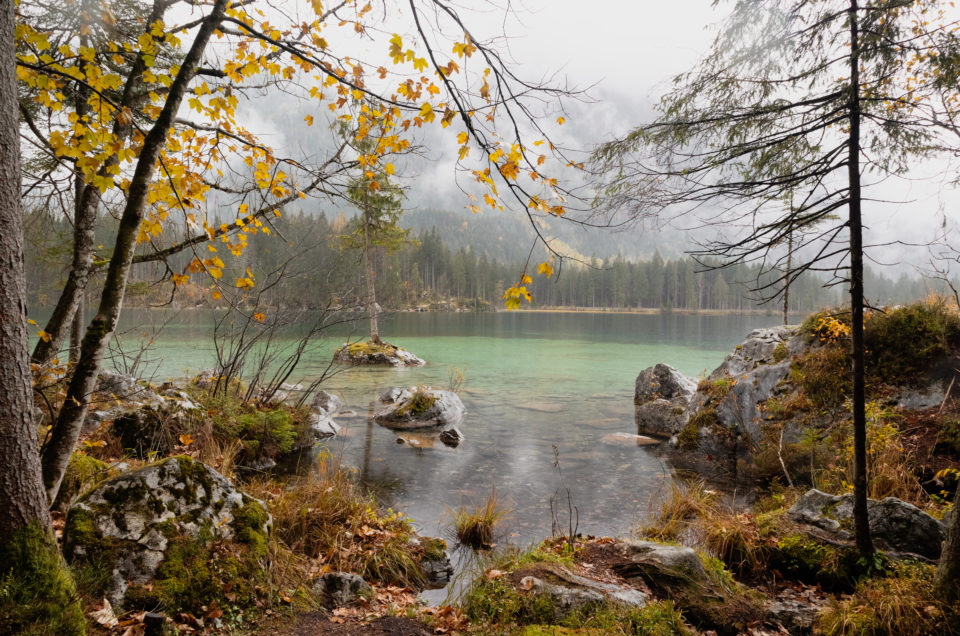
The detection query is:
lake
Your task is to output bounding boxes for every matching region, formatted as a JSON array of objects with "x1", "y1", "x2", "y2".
[{"x1": 109, "y1": 309, "x2": 777, "y2": 595}]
